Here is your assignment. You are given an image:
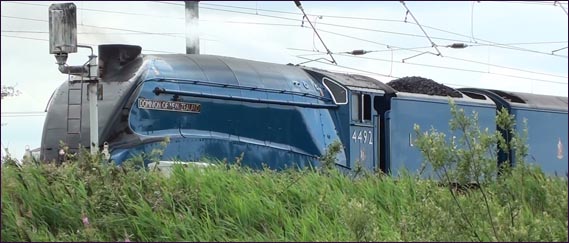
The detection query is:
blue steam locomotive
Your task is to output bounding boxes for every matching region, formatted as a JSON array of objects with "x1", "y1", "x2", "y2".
[{"x1": 40, "y1": 44, "x2": 568, "y2": 176}]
